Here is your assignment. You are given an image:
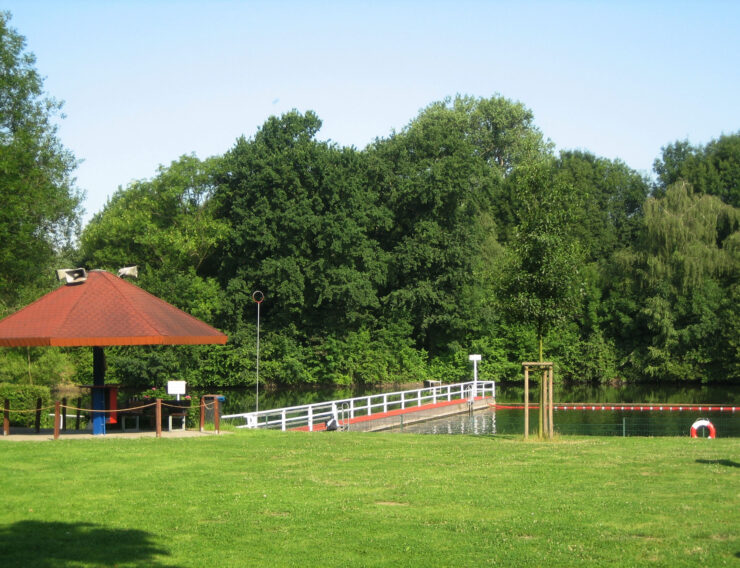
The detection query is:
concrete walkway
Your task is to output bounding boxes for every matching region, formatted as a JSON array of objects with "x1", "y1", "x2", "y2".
[{"x1": 0, "y1": 428, "x2": 227, "y2": 442}]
